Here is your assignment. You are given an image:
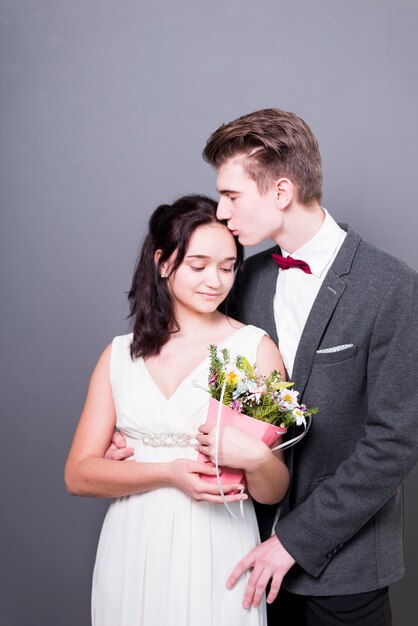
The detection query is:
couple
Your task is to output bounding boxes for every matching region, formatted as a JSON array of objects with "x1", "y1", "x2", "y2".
[{"x1": 66, "y1": 108, "x2": 418, "y2": 625}]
